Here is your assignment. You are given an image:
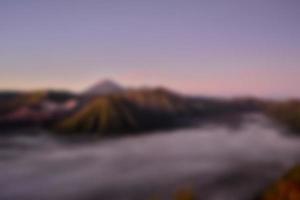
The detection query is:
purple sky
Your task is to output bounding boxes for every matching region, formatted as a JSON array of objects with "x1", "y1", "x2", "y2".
[{"x1": 1, "y1": 0, "x2": 300, "y2": 98}]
